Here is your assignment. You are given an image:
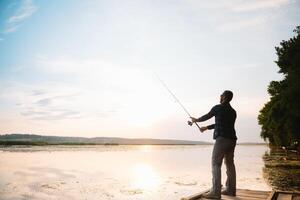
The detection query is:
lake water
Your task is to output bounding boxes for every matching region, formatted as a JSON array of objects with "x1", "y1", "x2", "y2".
[{"x1": 0, "y1": 145, "x2": 271, "y2": 200}]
